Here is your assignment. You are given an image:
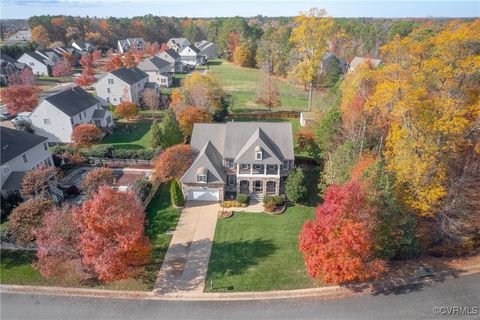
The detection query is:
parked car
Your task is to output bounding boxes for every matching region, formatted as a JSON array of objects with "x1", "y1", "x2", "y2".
[
  {"x1": 11, "y1": 112, "x2": 31, "y2": 125},
  {"x1": 0, "y1": 112, "x2": 13, "y2": 120}
]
